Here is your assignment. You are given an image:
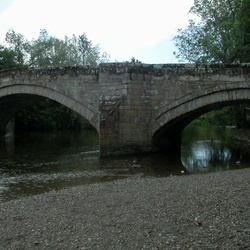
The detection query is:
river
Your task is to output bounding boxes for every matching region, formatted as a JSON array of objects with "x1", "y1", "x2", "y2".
[{"x1": 0, "y1": 125, "x2": 249, "y2": 202}]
